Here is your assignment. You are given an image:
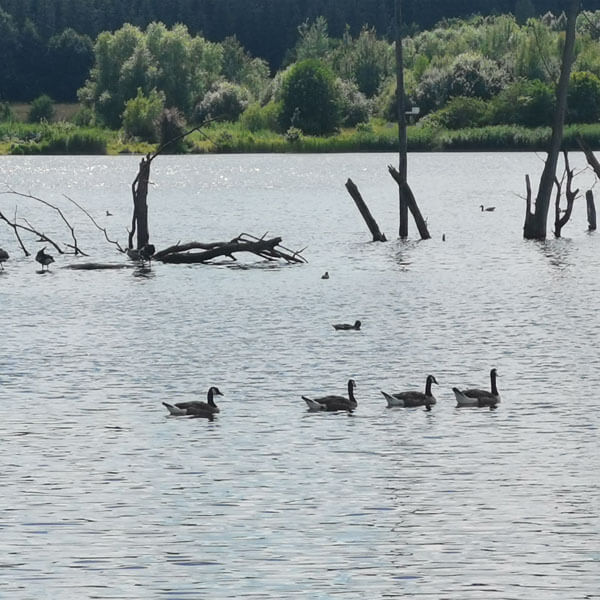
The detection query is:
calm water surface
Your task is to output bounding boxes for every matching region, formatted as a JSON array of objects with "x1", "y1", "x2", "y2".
[{"x1": 0, "y1": 153, "x2": 598, "y2": 599}]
